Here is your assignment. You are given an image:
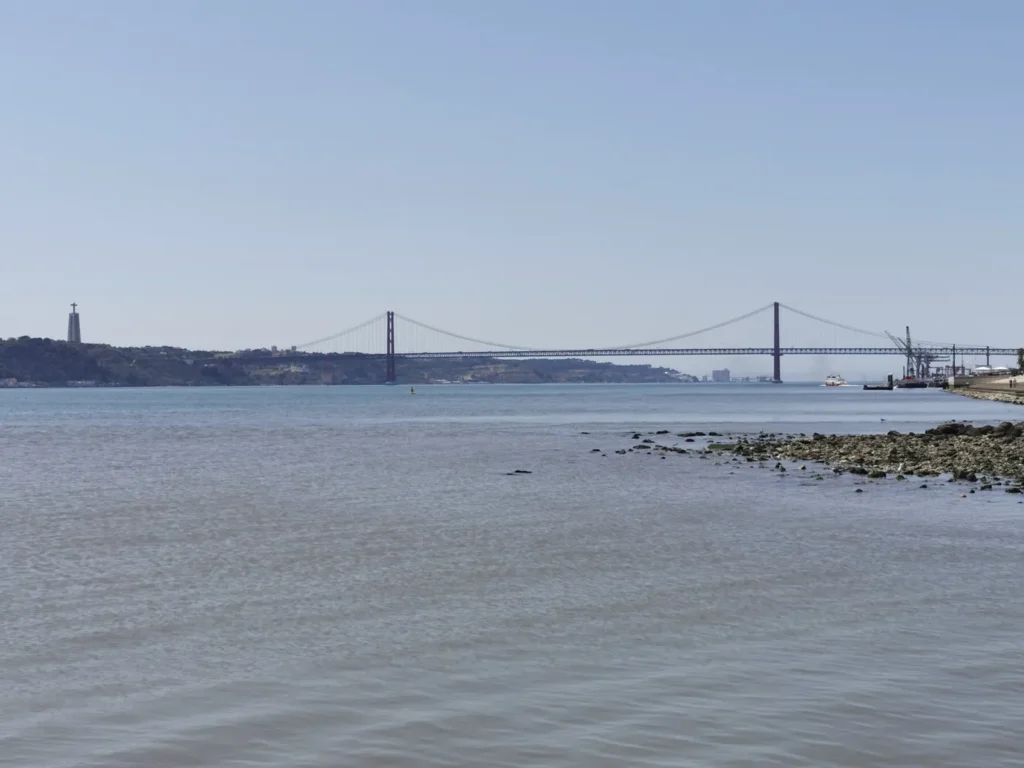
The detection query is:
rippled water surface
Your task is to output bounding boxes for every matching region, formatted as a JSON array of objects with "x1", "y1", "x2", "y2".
[{"x1": 2, "y1": 384, "x2": 1023, "y2": 767}]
